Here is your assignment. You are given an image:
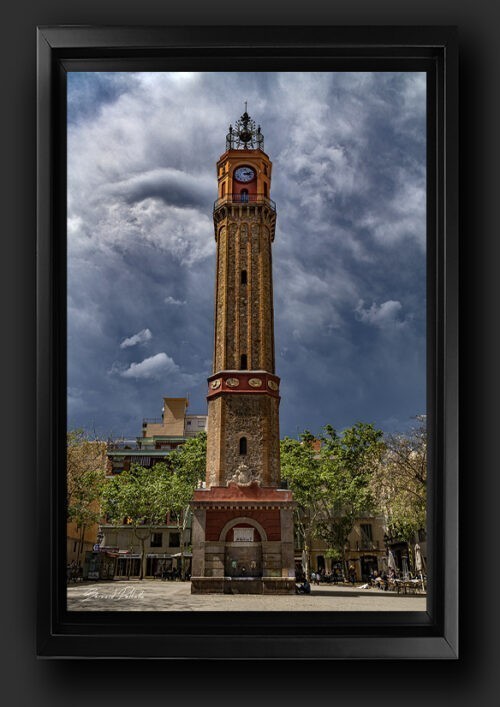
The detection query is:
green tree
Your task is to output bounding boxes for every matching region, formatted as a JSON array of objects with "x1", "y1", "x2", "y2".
[
  {"x1": 280, "y1": 432, "x2": 328, "y2": 579},
  {"x1": 101, "y1": 434, "x2": 207, "y2": 580},
  {"x1": 67, "y1": 430, "x2": 106, "y2": 564},
  {"x1": 167, "y1": 433, "x2": 206, "y2": 577},
  {"x1": 316, "y1": 423, "x2": 384, "y2": 574},
  {"x1": 370, "y1": 416, "x2": 427, "y2": 549},
  {"x1": 101, "y1": 462, "x2": 171, "y2": 580},
  {"x1": 280, "y1": 423, "x2": 384, "y2": 578}
]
